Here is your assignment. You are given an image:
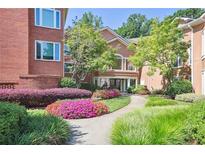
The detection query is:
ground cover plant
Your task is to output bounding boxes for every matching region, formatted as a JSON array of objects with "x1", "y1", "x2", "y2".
[
  {"x1": 145, "y1": 96, "x2": 183, "y2": 107},
  {"x1": 175, "y1": 93, "x2": 205, "y2": 103},
  {"x1": 0, "y1": 88, "x2": 92, "y2": 107},
  {"x1": 46, "y1": 99, "x2": 109, "y2": 119},
  {"x1": 0, "y1": 102, "x2": 70, "y2": 145},
  {"x1": 46, "y1": 96, "x2": 130, "y2": 119},
  {"x1": 111, "y1": 100, "x2": 205, "y2": 145},
  {"x1": 17, "y1": 110, "x2": 70, "y2": 145},
  {"x1": 92, "y1": 89, "x2": 121, "y2": 99}
]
